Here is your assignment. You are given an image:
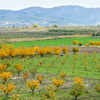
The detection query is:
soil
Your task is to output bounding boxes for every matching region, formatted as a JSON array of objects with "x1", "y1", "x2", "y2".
[{"x1": 66, "y1": 46, "x2": 100, "y2": 54}]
